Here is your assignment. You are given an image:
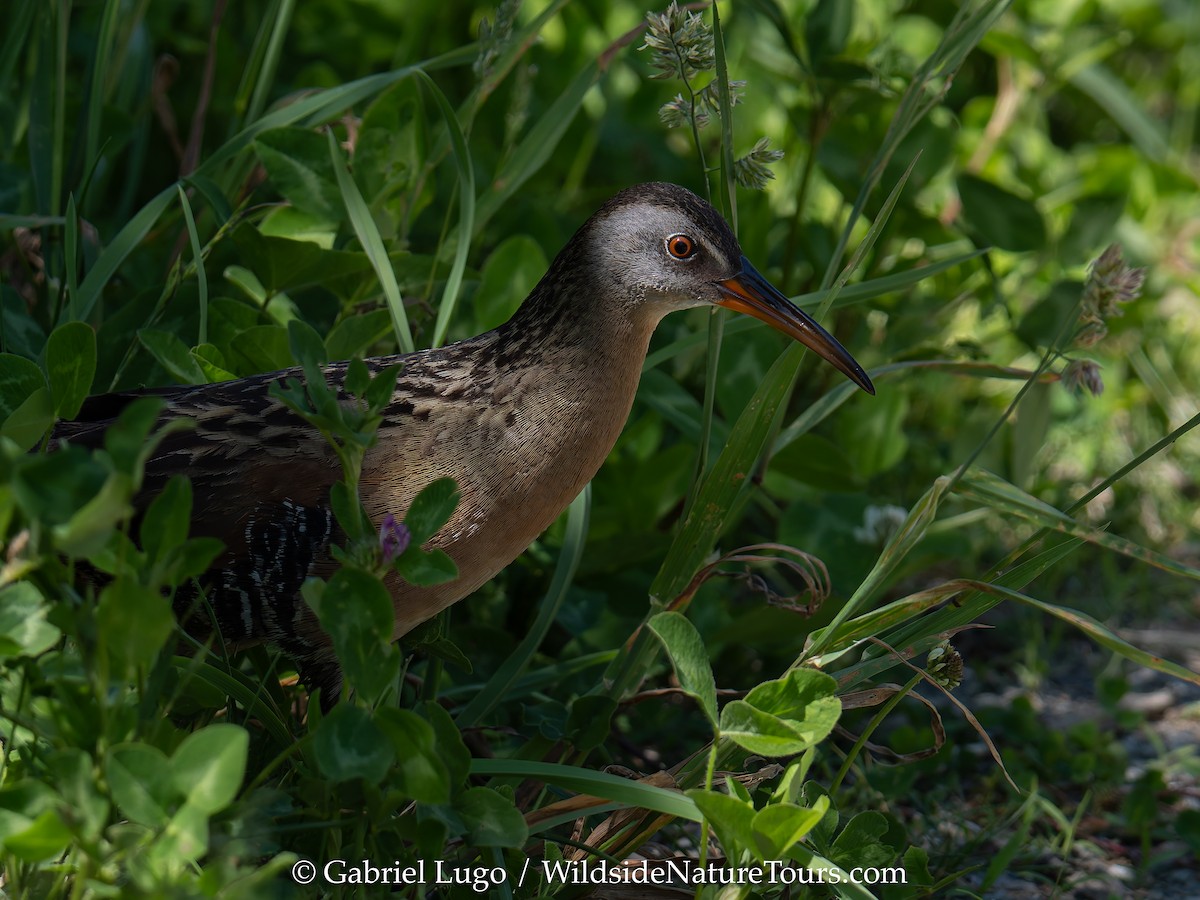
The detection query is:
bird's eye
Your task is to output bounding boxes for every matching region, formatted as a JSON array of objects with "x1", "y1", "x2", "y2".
[{"x1": 665, "y1": 233, "x2": 697, "y2": 260}]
